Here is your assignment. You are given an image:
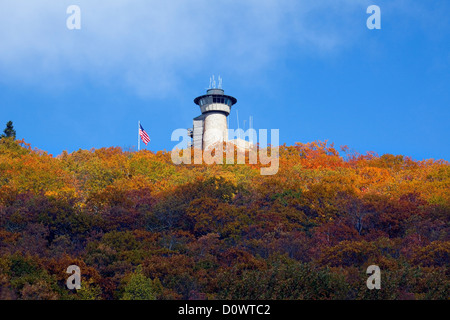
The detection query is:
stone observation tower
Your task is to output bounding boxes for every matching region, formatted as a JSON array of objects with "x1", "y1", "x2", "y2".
[{"x1": 188, "y1": 76, "x2": 237, "y2": 150}]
